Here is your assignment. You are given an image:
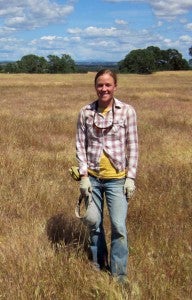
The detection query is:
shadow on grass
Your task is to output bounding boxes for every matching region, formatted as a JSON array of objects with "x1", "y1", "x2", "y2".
[{"x1": 46, "y1": 213, "x2": 89, "y2": 252}]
